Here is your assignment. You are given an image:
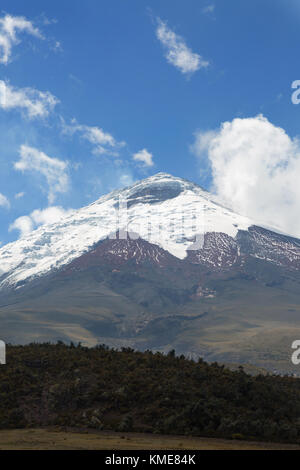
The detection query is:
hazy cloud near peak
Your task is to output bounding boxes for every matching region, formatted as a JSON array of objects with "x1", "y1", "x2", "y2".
[
  {"x1": 156, "y1": 18, "x2": 209, "y2": 75},
  {"x1": 192, "y1": 114, "x2": 300, "y2": 237},
  {"x1": 132, "y1": 148, "x2": 154, "y2": 167},
  {"x1": 9, "y1": 206, "x2": 74, "y2": 237}
]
